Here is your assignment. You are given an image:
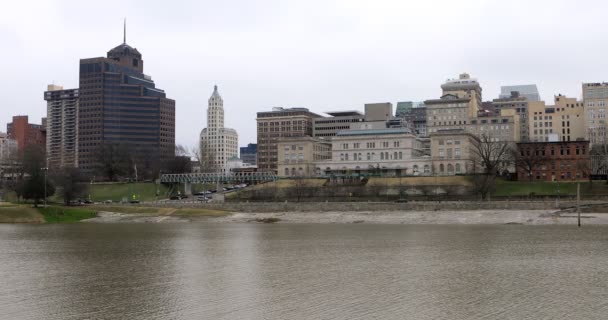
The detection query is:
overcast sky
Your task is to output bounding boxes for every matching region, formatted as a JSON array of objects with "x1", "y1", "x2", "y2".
[{"x1": 2, "y1": 0, "x2": 608, "y2": 149}]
